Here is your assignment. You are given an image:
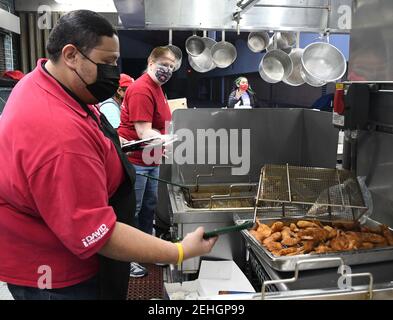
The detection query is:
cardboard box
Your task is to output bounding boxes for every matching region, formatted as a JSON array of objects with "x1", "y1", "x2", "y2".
[
  {"x1": 164, "y1": 260, "x2": 255, "y2": 300},
  {"x1": 167, "y1": 98, "x2": 187, "y2": 114}
]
